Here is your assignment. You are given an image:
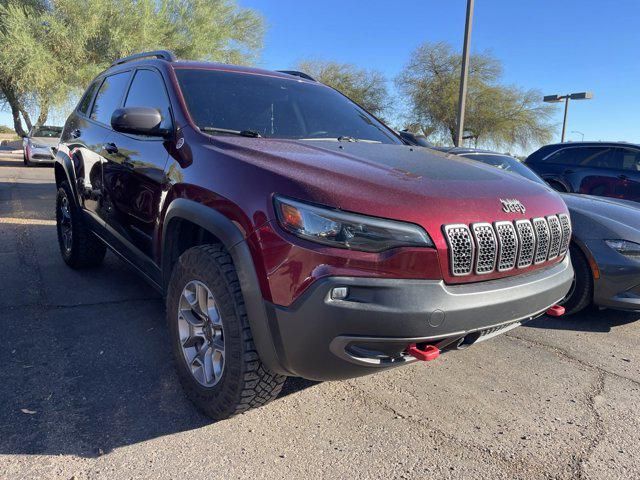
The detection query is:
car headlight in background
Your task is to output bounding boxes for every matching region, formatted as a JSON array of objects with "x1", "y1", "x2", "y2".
[
  {"x1": 274, "y1": 196, "x2": 434, "y2": 252},
  {"x1": 605, "y1": 240, "x2": 640, "y2": 261},
  {"x1": 30, "y1": 142, "x2": 49, "y2": 149}
]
